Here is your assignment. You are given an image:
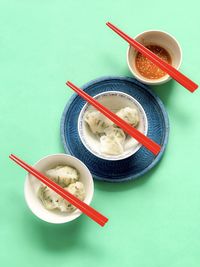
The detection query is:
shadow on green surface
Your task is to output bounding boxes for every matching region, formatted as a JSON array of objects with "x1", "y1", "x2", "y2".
[
  {"x1": 21, "y1": 209, "x2": 105, "y2": 255},
  {"x1": 122, "y1": 67, "x2": 177, "y2": 107},
  {"x1": 152, "y1": 79, "x2": 194, "y2": 125},
  {"x1": 23, "y1": 214, "x2": 87, "y2": 252},
  {"x1": 94, "y1": 151, "x2": 167, "y2": 192},
  {"x1": 151, "y1": 79, "x2": 176, "y2": 106}
]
